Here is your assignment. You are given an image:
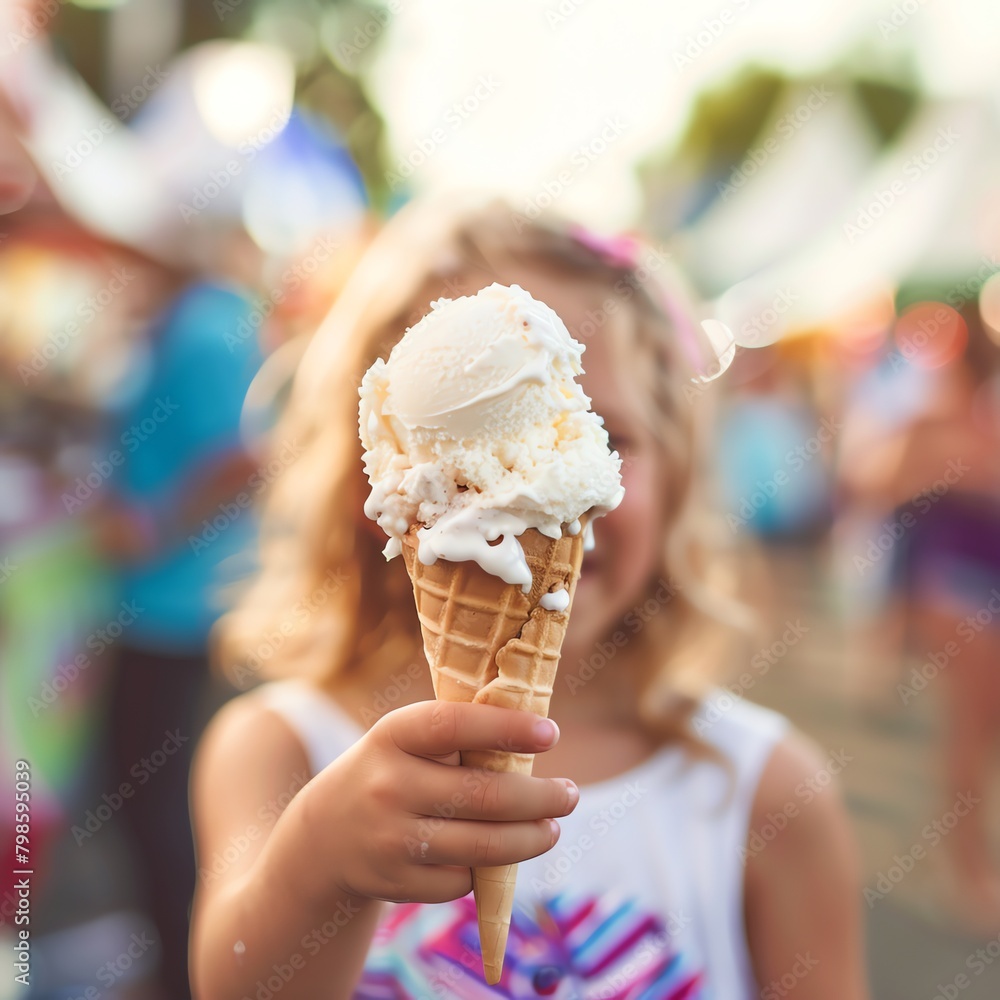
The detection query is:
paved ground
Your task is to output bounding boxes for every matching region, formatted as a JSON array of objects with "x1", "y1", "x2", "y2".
[{"x1": 746, "y1": 542, "x2": 1000, "y2": 999}]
